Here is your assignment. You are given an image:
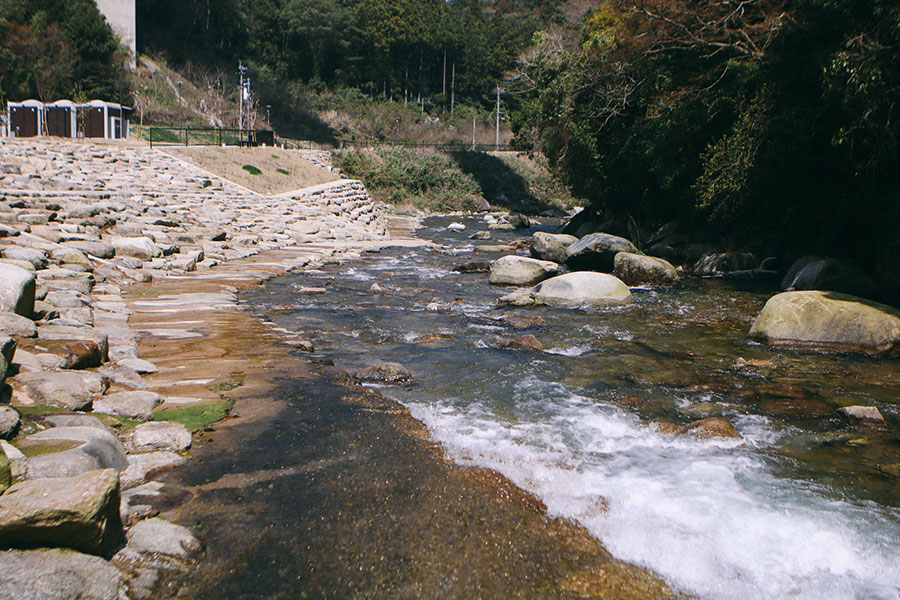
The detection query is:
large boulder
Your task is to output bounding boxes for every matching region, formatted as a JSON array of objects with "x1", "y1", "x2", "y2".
[
  {"x1": 13, "y1": 371, "x2": 93, "y2": 410},
  {"x1": 0, "y1": 468, "x2": 123, "y2": 555},
  {"x1": 614, "y1": 252, "x2": 679, "y2": 286},
  {"x1": 749, "y1": 291, "x2": 900, "y2": 355},
  {"x1": 489, "y1": 255, "x2": 558, "y2": 286},
  {"x1": 781, "y1": 256, "x2": 877, "y2": 299},
  {"x1": 25, "y1": 426, "x2": 128, "y2": 479},
  {"x1": 61, "y1": 241, "x2": 116, "y2": 260},
  {"x1": 501, "y1": 272, "x2": 632, "y2": 307},
  {"x1": 530, "y1": 232, "x2": 578, "y2": 264},
  {"x1": 0, "y1": 263, "x2": 35, "y2": 317},
  {"x1": 564, "y1": 233, "x2": 640, "y2": 272},
  {"x1": 0, "y1": 549, "x2": 127, "y2": 600}
]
